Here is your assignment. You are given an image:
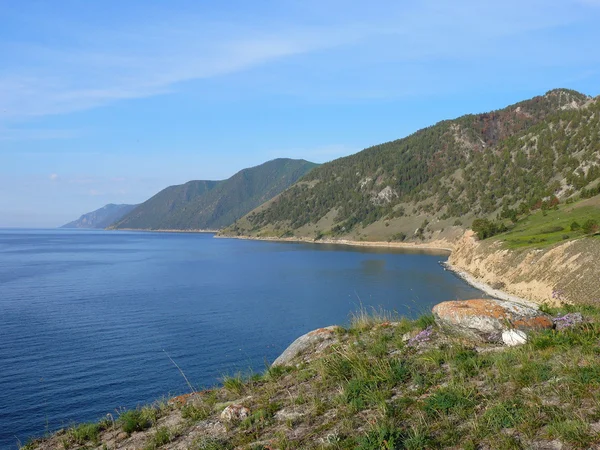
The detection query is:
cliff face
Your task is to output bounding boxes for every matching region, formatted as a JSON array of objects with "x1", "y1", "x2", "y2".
[{"x1": 449, "y1": 231, "x2": 600, "y2": 305}]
